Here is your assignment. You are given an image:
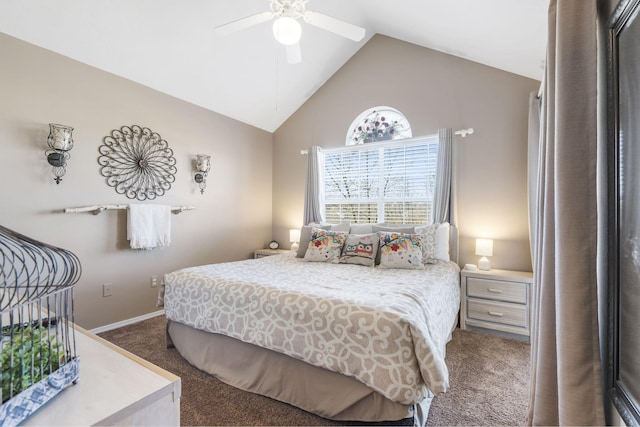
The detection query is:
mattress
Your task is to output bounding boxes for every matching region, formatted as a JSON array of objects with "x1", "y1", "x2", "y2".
[{"x1": 164, "y1": 252, "x2": 460, "y2": 405}]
